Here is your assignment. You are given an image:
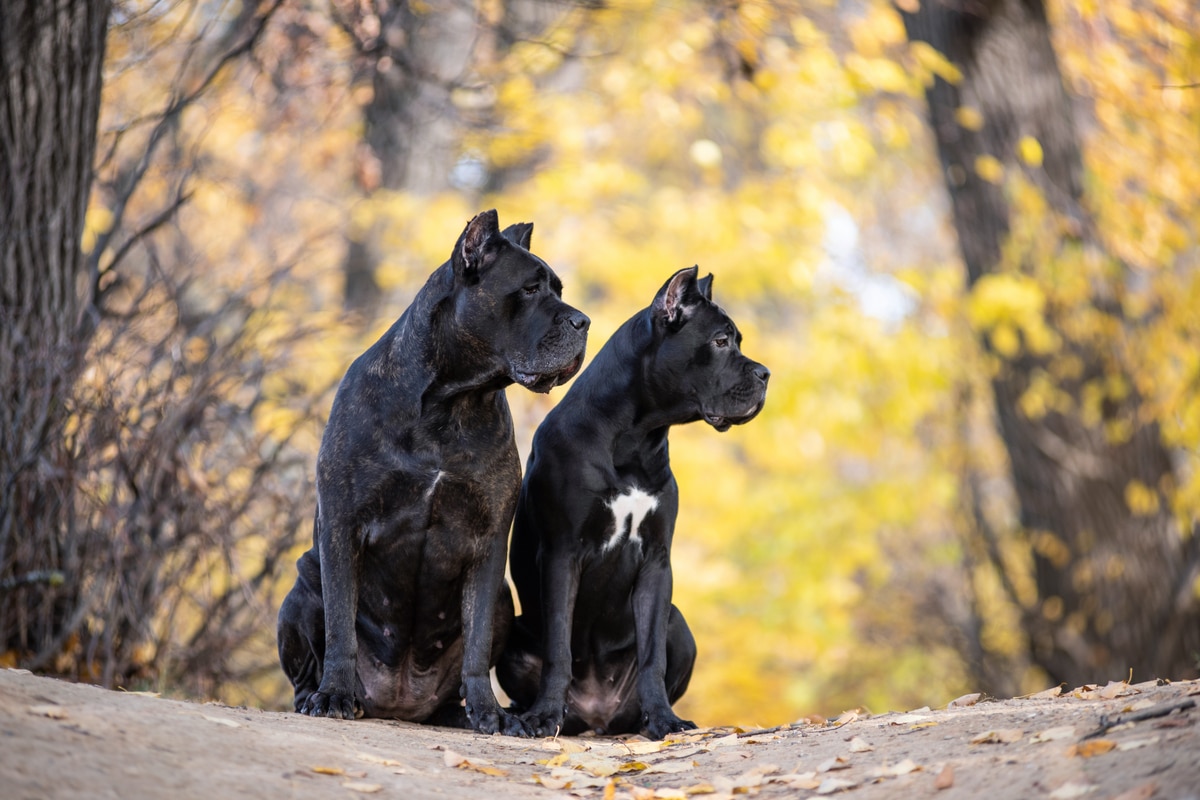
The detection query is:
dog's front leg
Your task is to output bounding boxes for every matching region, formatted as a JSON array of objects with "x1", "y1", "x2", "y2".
[
  {"x1": 519, "y1": 549, "x2": 580, "y2": 737},
  {"x1": 303, "y1": 515, "x2": 364, "y2": 719},
  {"x1": 461, "y1": 531, "x2": 523, "y2": 735},
  {"x1": 632, "y1": 557, "x2": 696, "y2": 740}
]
